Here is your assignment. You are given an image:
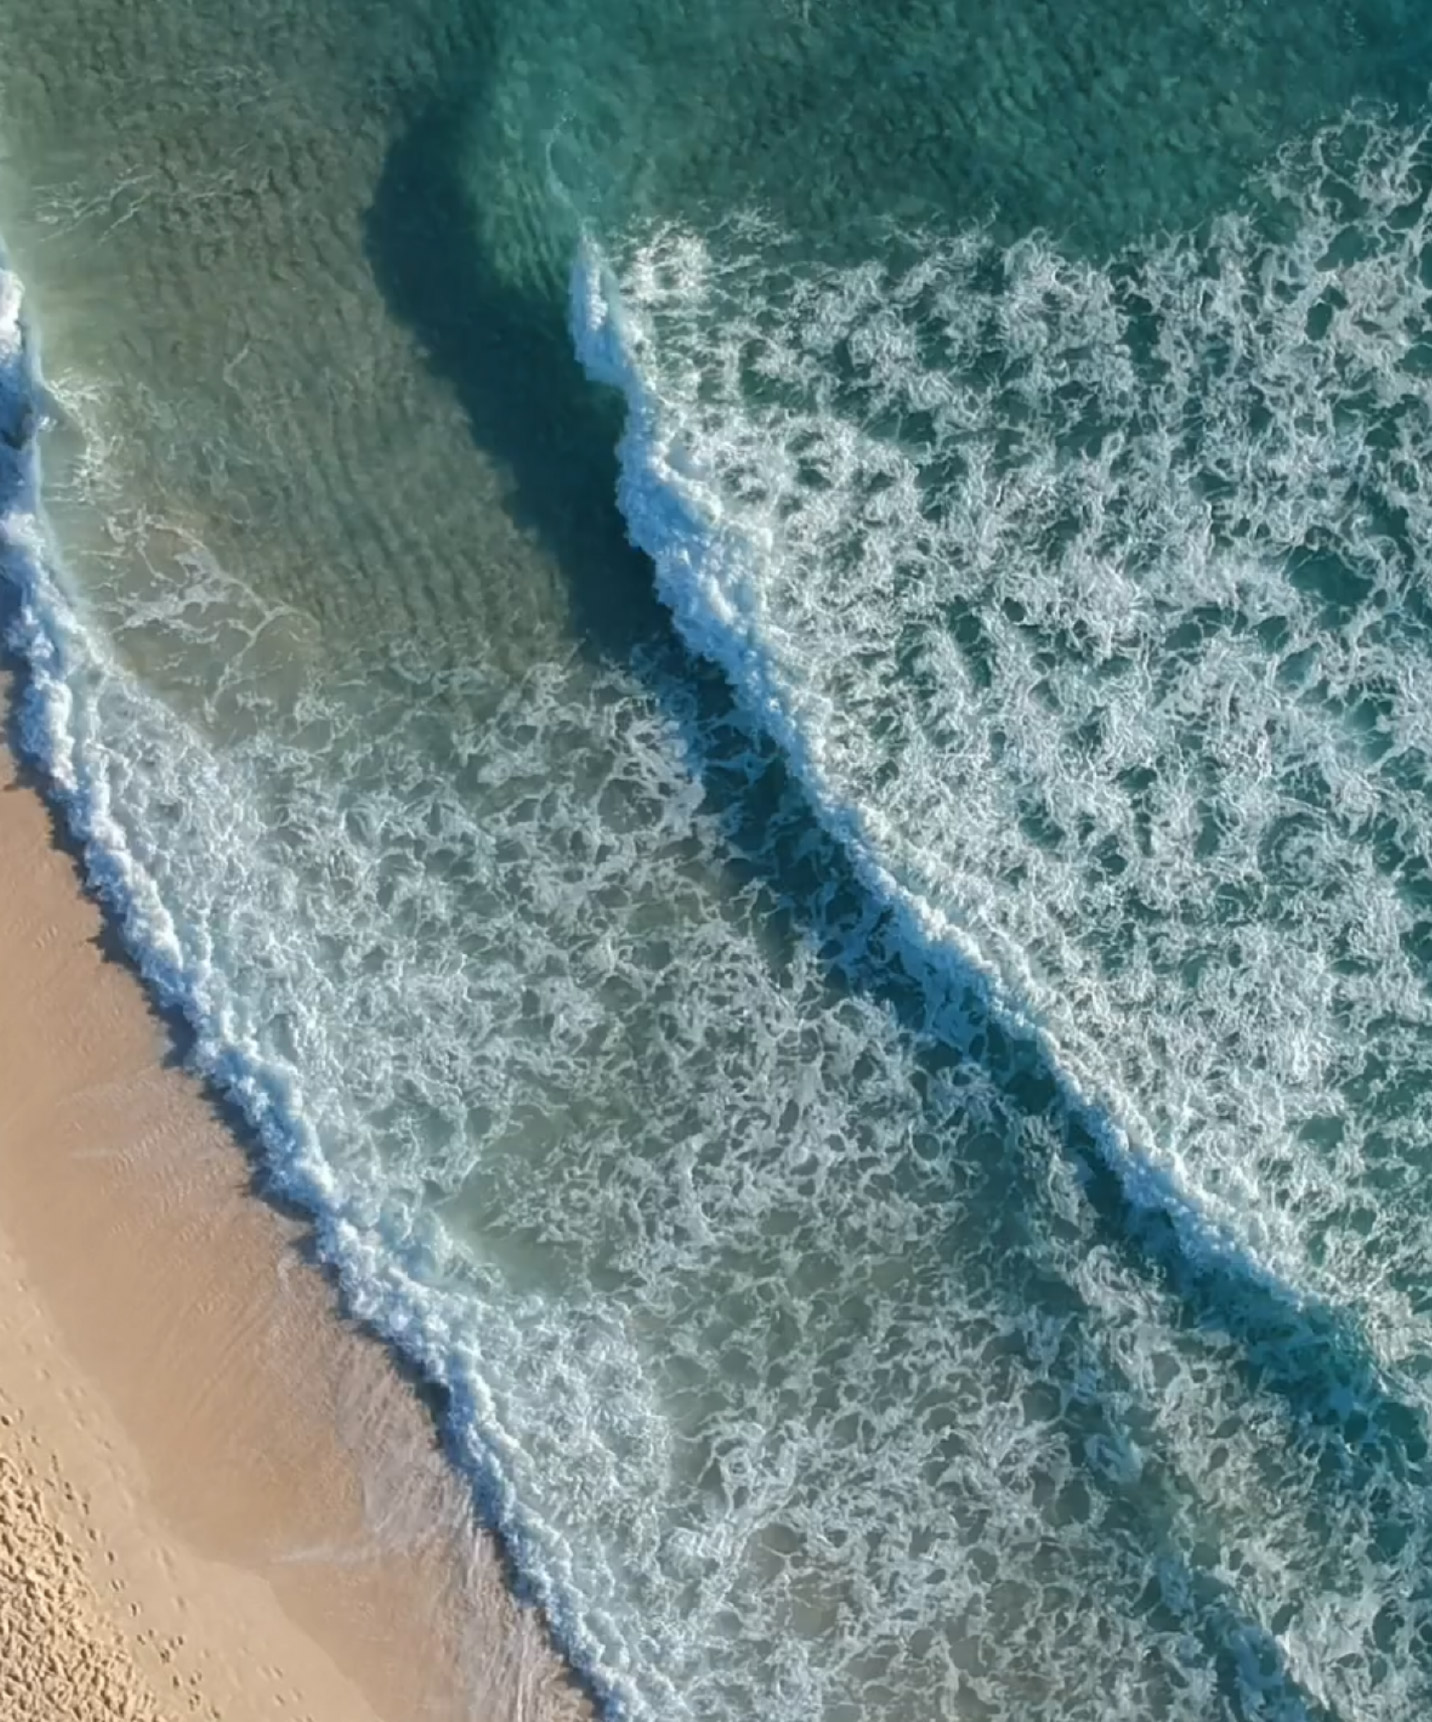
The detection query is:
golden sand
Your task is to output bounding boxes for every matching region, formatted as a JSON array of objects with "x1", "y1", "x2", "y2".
[{"x1": 0, "y1": 726, "x2": 590, "y2": 1722}]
